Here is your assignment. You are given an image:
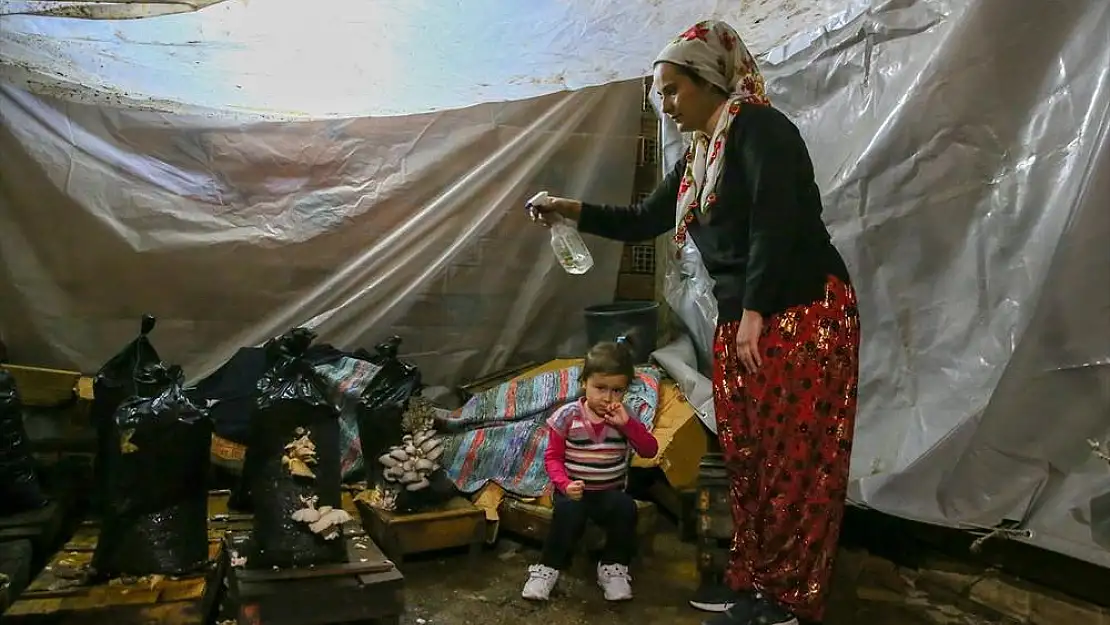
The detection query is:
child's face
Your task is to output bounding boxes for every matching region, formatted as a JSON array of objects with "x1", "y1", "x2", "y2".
[{"x1": 583, "y1": 373, "x2": 630, "y2": 414}]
